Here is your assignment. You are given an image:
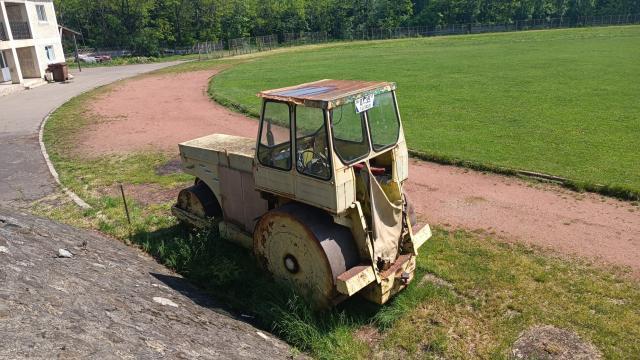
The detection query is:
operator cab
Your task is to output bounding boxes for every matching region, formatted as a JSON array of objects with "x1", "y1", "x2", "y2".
[{"x1": 255, "y1": 79, "x2": 409, "y2": 214}]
